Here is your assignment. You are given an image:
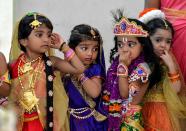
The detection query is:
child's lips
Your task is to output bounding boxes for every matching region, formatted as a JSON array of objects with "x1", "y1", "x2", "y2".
[{"x1": 85, "y1": 58, "x2": 92, "y2": 61}]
